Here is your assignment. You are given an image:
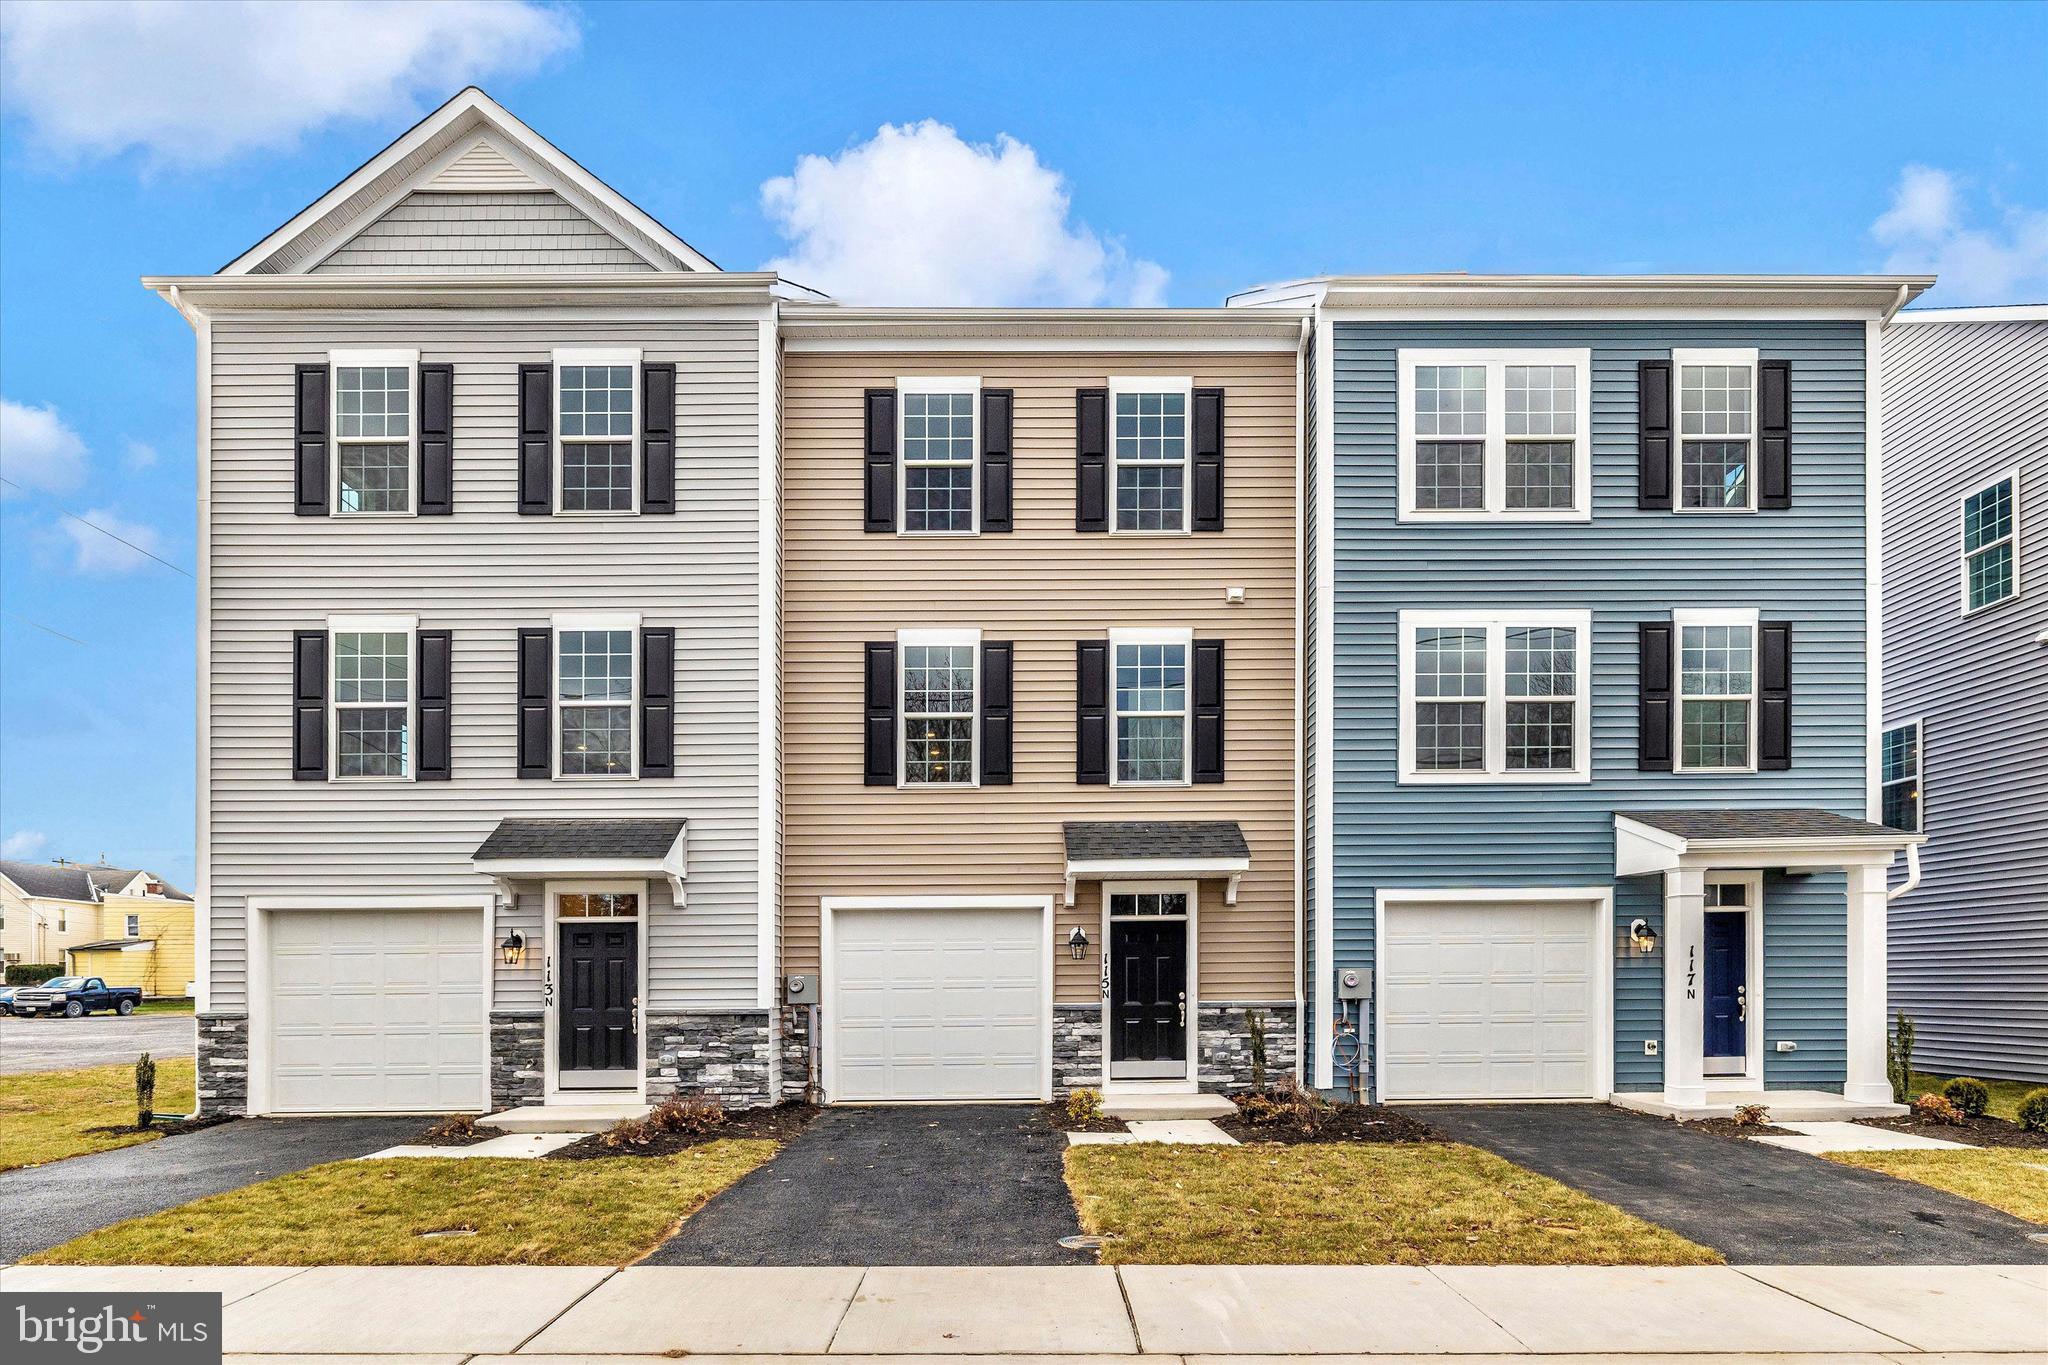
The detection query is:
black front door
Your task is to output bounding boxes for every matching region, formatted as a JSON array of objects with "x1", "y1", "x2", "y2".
[
  {"x1": 1110, "y1": 919, "x2": 1188, "y2": 1078},
  {"x1": 559, "y1": 922, "x2": 637, "y2": 1084}
]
